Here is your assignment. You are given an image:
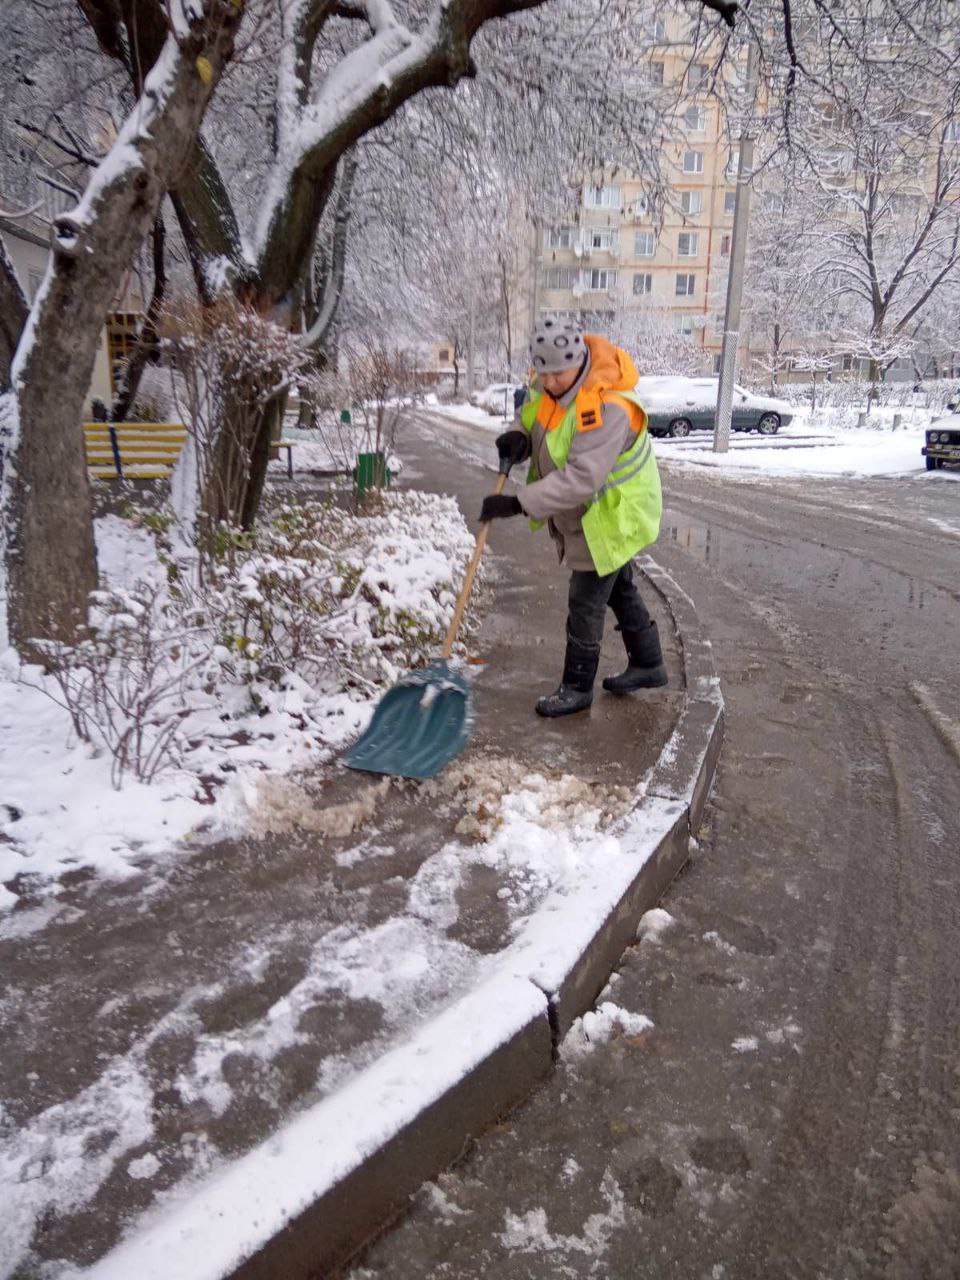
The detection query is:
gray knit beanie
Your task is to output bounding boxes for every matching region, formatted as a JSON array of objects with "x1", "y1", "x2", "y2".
[{"x1": 530, "y1": 316, "x2": 586, "y2": 374}]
